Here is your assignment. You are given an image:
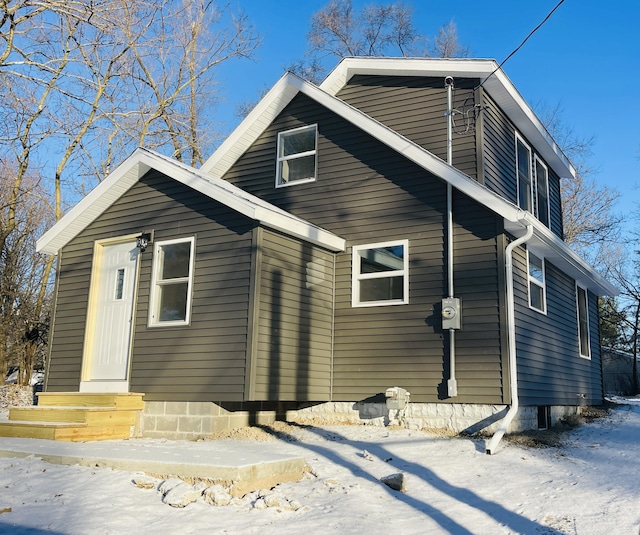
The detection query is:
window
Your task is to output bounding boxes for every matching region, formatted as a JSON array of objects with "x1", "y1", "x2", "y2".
[
  {"x1": 276, "y1": 124, "x2": 317, "y2": 187},
  {"x1": 534, "y1": 156, "x2": 550, "y2": 227},
  {"x1": 576, "y1": 285, "x2": 591, "y2": 358},
  {"x1": 516, "y1": 136, "x2": 532, "y2": 212},
  {"x1": 527, "y1": 250, "x2": 546, "y2": 313},
  {"x1": 352, "y1": 240, "x2": 409, "y2": 307},
  {"x1": 149, "y1": 237, "x2": 195, "y2": 326}
]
